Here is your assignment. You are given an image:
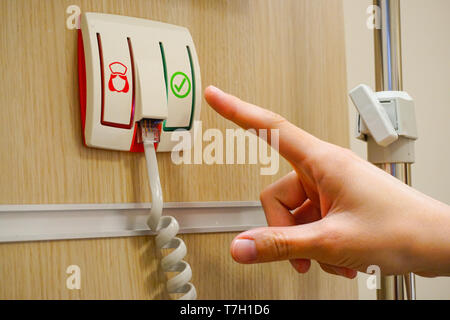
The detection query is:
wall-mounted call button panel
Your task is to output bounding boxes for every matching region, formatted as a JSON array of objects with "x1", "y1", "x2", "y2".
[{"x1": 78, "y1": 13, "x2": 201, "y2": 152}]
